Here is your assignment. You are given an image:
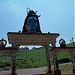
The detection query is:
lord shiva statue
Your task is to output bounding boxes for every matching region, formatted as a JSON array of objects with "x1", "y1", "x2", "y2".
[{"x1": 22, "y1": 8, "x2": 41, "y2": 33}]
